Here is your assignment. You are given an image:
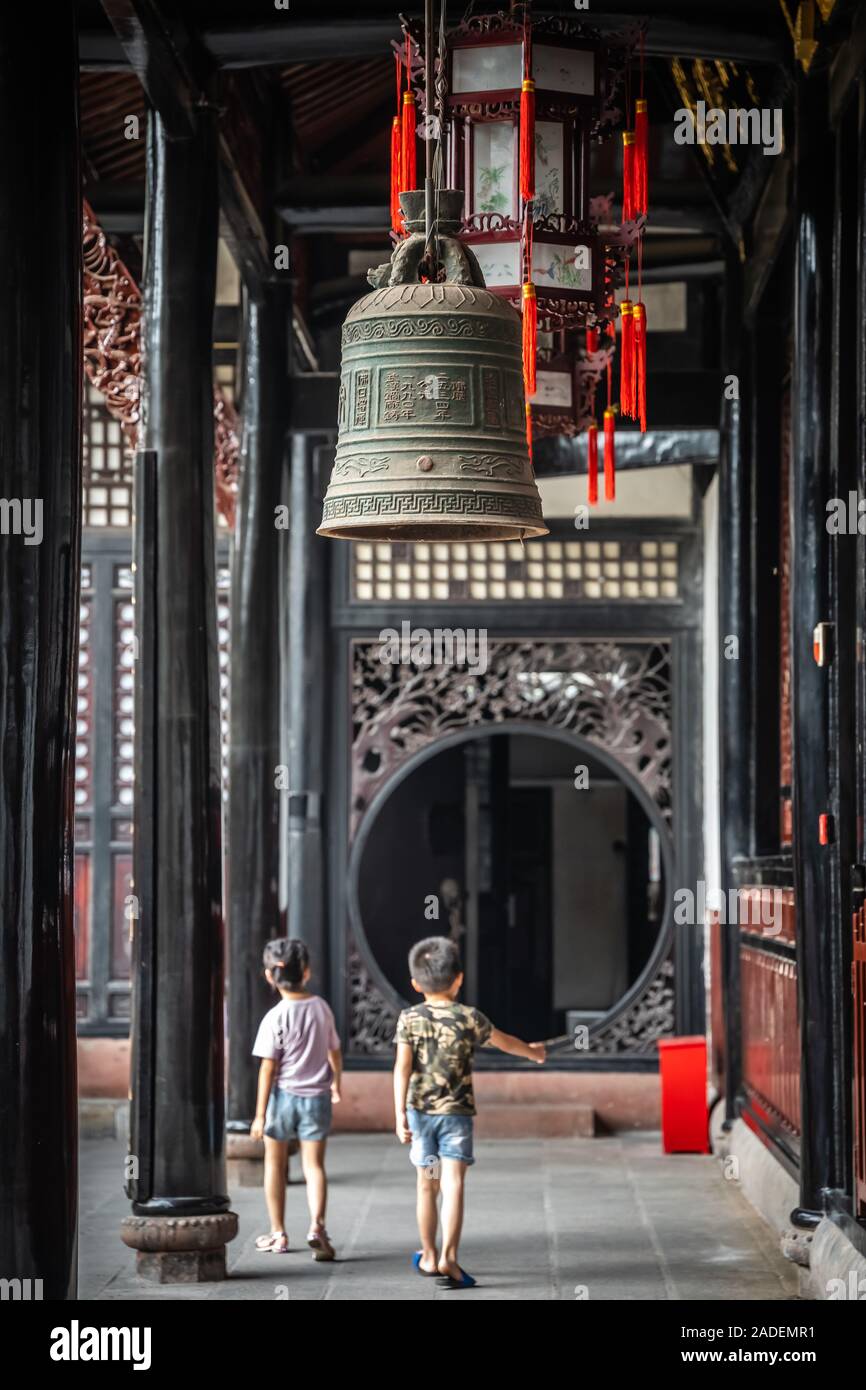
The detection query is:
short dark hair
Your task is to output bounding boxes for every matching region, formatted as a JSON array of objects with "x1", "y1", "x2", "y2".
[
  {"x1": 263, "y1": 937, "x2": 310, "y2": 990},
  {"x1": 409, "y1": 936, "x2": 462, "y2": 993}
]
